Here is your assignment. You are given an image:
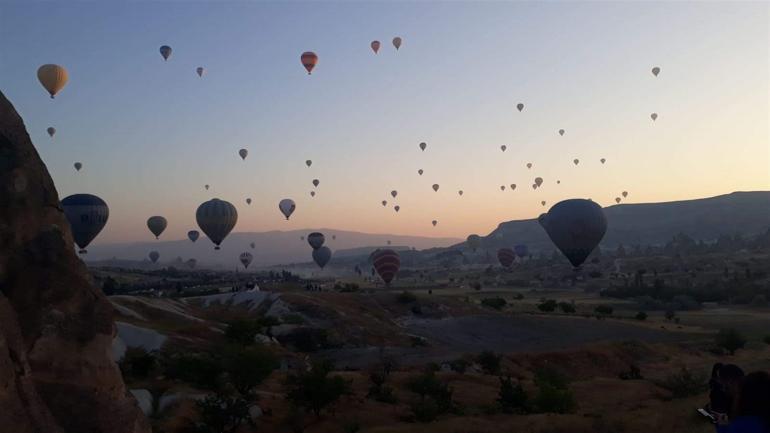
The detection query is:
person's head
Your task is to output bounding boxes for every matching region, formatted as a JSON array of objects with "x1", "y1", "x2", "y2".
[
  {"x1": 718, "y1": 364, "x2": 745, "y2": 395},
  {"x1": 735, "y1": 371, "x2": 770, "y2": 425}
]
